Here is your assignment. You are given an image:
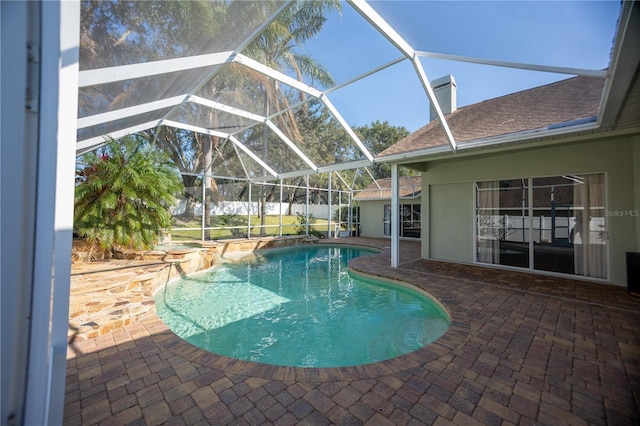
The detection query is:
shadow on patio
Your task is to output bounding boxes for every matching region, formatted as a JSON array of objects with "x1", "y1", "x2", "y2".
[{"x1": 65, "y1": 238, "x2": 640, "y2": 425}]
